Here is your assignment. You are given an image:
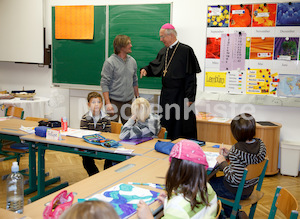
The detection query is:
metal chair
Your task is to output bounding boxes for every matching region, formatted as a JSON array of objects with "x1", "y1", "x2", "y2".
[
  {"x1": 268, "y1": 186, "x2": 299, "y2": 219},
  {"x1": 219, "y1": 159, "x2": 269, "y2": 219}
]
